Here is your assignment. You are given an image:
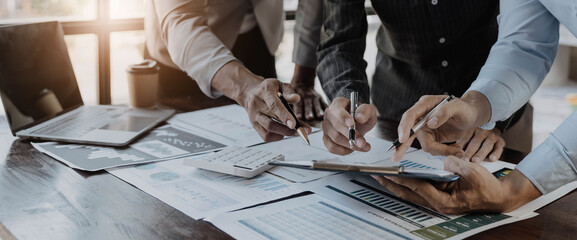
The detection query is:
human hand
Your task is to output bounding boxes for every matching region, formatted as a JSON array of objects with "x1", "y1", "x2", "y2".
[
  {"x1": 458, "y1": 128, "x2": 505, "y2": 162},
  {"x1": 212, "y1": 62, "x2": 311, "y2": 142},
  {"x1": 393, "y1": 92, "x2": 492, "y2": 162},
  {"x1": 241, "y1": 78, "x2": 313, "y2": 142},
  {"x1": 291, "y1": 64, "x2": 327, "y2": 121},
  {"x1": 322, "y1": 97, "x2": 377, "y2": 155},
  {"x1": 291, "y1": 87, "x2": 328, "y2": 121},
  {"x1": 372, "y1": 156, "x2": 541, "y2": 214}
]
